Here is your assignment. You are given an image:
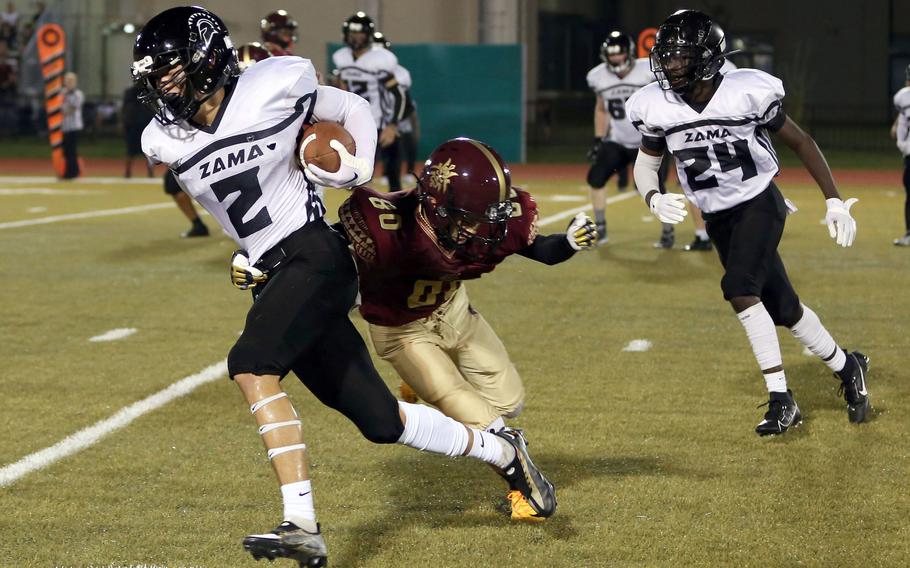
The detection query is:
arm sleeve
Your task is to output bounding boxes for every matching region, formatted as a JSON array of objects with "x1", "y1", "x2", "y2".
[
  {"x1": 517, "y1": 233, "x2": 576, "y2": 265},
  {"x1": 313, "y1": 85, "x2": 378, "y2": 165}
]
